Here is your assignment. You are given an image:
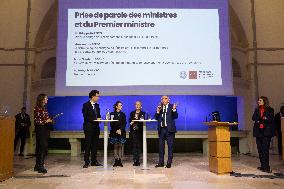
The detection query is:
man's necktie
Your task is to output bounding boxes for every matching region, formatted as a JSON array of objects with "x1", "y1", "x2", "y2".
[{"x1": 162, "y1": 106, "x2": 166, "y2": 127}]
